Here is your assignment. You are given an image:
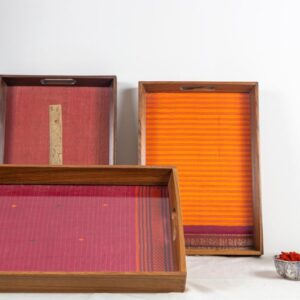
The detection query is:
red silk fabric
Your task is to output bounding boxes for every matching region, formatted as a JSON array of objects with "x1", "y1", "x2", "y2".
[
  {"x1": 4, "y1": 86, "x2": 112, "y2": 164},
  {"x1": 0, "y1": 185, "x2": 174, "y2": 272}
]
